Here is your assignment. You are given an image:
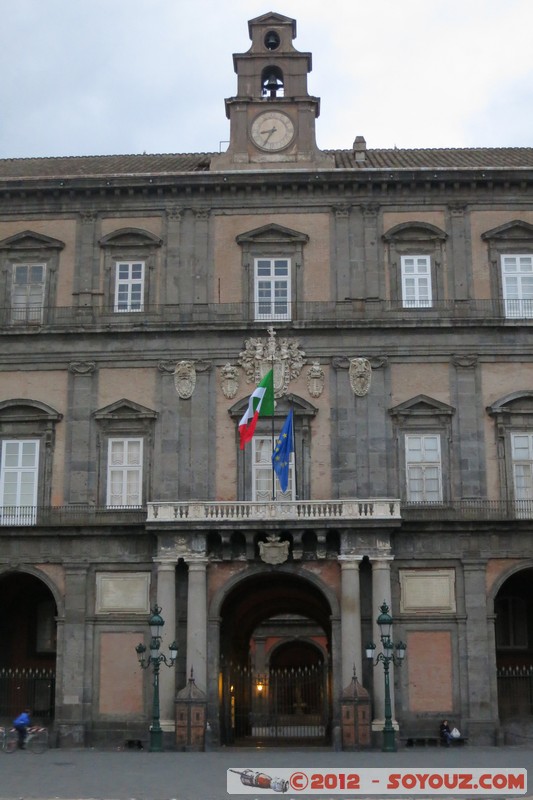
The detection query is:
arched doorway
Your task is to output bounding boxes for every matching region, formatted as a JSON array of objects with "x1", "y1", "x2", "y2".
[
  {"x1": 495, "y1": 567, "x2": 533, "y2": 725},
  {"x1": 0, "y1": 571, "x2": 57, "y2": 721},
  {"x1": 218, "y1": 571, "x2": 332, "y2": 745}
]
